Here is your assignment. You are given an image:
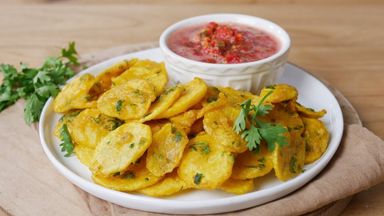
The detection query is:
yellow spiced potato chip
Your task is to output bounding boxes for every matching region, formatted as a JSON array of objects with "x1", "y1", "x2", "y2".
[
  {"x1": 70, "y1": 108, "x2": 123, "y2": 148},
  {"x1": 92, "y1": 122, "x2": 152, "y2": 177},
  {"x1": 219, "y1": 179, "x2": 255, "y2": 194},
  {"x1": 74, "y1": 145, "x2": 95, "y2": 167},
  {"x1": 203, "y1": 106, "x2": 248, "y2": 153},
  {"x1": 89, "y1": 59, "x2": 137, "y2": 97},
  {"x1": 97, "y1": 79, "x2": 156, "y2": 120},
  {"x1": 260, "y1": 84, "x2": 298, "y2": 103},
  {"x1": 137, "y1": 171, "x2": 190, "y2": 197},
  {"x1": 112, "y1": 60, "x2": 168, "y2": 96},
  {"x1": 178, "y1": 133, "x2": 234, "y2": 189},
  {"x1": 218, "y1": 87, "x2": 255, "y2": 106},
  {"x1": 264, "y1": 103, "x2": 306, "y2": 181},
  {"x1": 146, "y1": 123, "x2": 189, "y2": 177},
  {"x1": 202, "y1": 86, "x2": 221, "y2": 104},
  {"x1": 231, "y1": 145, "x2": 274, "y2": 180},
  {"x1": 92, "y1": 156, "x2": 161, "y2": 191},
  {"x1": 302, "y1": 117, "x2": 330, "y2": 164},
  {"x1": 169, "y1": 110, "x2": 199, "y2": 134},
  {"x1": 141, "y1": 85, "x2": 184, "y2": 122},
  {"x1": 296, "y1": 102, "x2": 327, "y2": 119},
  {"x1": 155, "y1": 78, "x2": 208, "y2": 119},
  {"x1": 197, "y1": 92, "x2": 228, "y2": 119},
  {"x1": 54, "y1": 74, "x2": 97, "y2": 113}
]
